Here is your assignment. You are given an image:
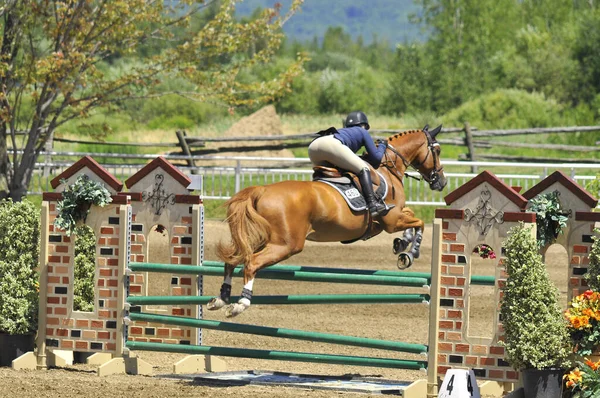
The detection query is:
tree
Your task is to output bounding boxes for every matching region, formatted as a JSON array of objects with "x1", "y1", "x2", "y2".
[{"x1": 0, "y1": 0, "x2": 305, "y2": 201}]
